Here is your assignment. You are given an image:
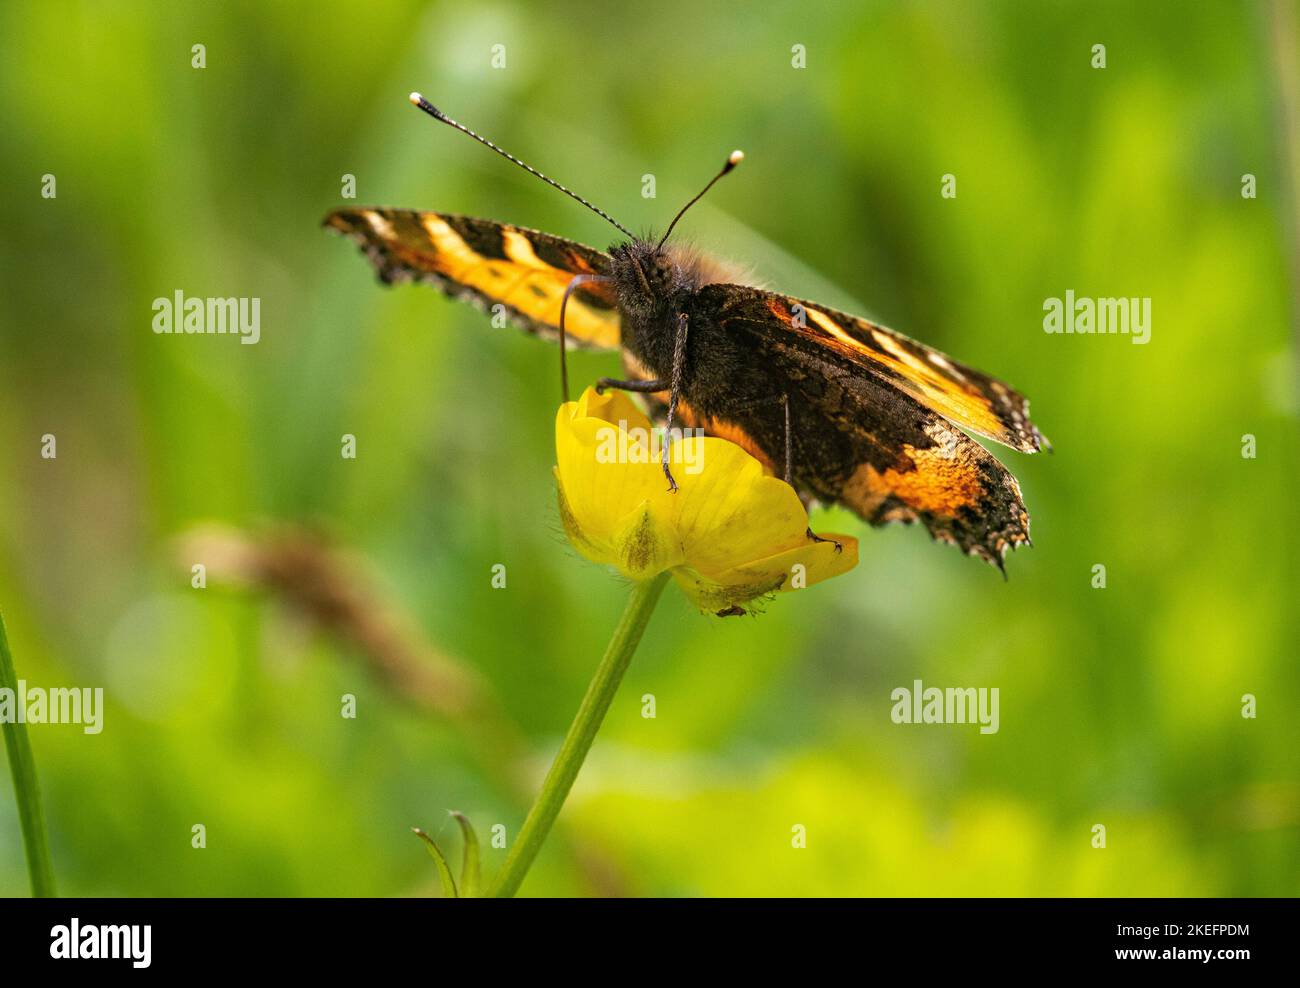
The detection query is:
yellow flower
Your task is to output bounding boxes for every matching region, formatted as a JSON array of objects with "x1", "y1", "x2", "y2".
[{"x1": 555, "y1": 387, "x2": 858, "y2": 614}]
